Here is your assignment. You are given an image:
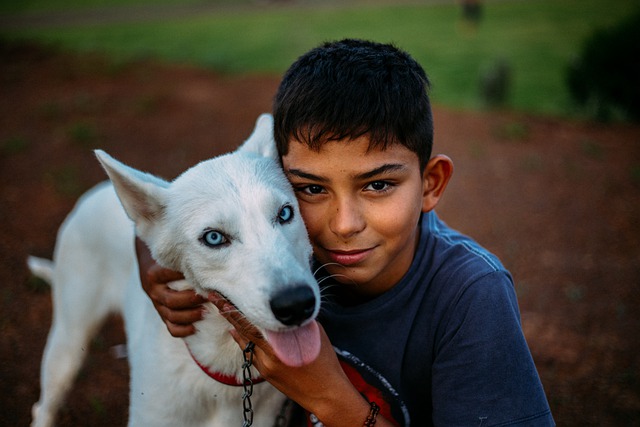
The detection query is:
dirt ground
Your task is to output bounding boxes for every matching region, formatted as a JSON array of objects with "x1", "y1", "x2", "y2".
[{"x1": 1, "y1": 41, "x2": 639, "y2": 426}]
